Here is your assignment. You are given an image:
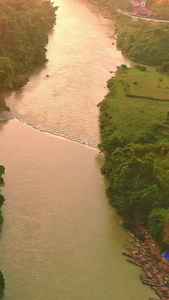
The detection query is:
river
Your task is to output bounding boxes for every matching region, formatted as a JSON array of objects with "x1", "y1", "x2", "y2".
[{"x1": 0, "y1": 0, "x2": 157, "y2": 299}]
